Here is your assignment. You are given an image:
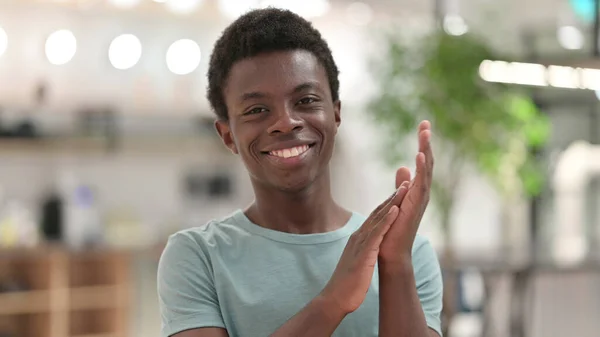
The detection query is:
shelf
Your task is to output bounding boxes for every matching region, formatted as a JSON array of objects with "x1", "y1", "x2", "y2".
[
  {"x1": 0, "y1": 247, "x2": 130, "y2": 337},
  {"x1": 0, "y1": 290, "x2": 51, "y2": 315},
  {"x1": 70, "y1": 308, "x2": 116, "y2": 337},
  {"x1": 0, "y1": 135, "x2": 224, "y2": 156},
  {"x1": 70, "y1": 286, "x2": 125, "y2": 310},
  {"x1": 0, "y1": 251, "x2": 55, "y2": 291},
  {"x1": 0, "y1": 286, "x2": 124, "y2": 315},
  {"x1": 0, "y1": 312, "x2": 51, "y2": 337}
]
